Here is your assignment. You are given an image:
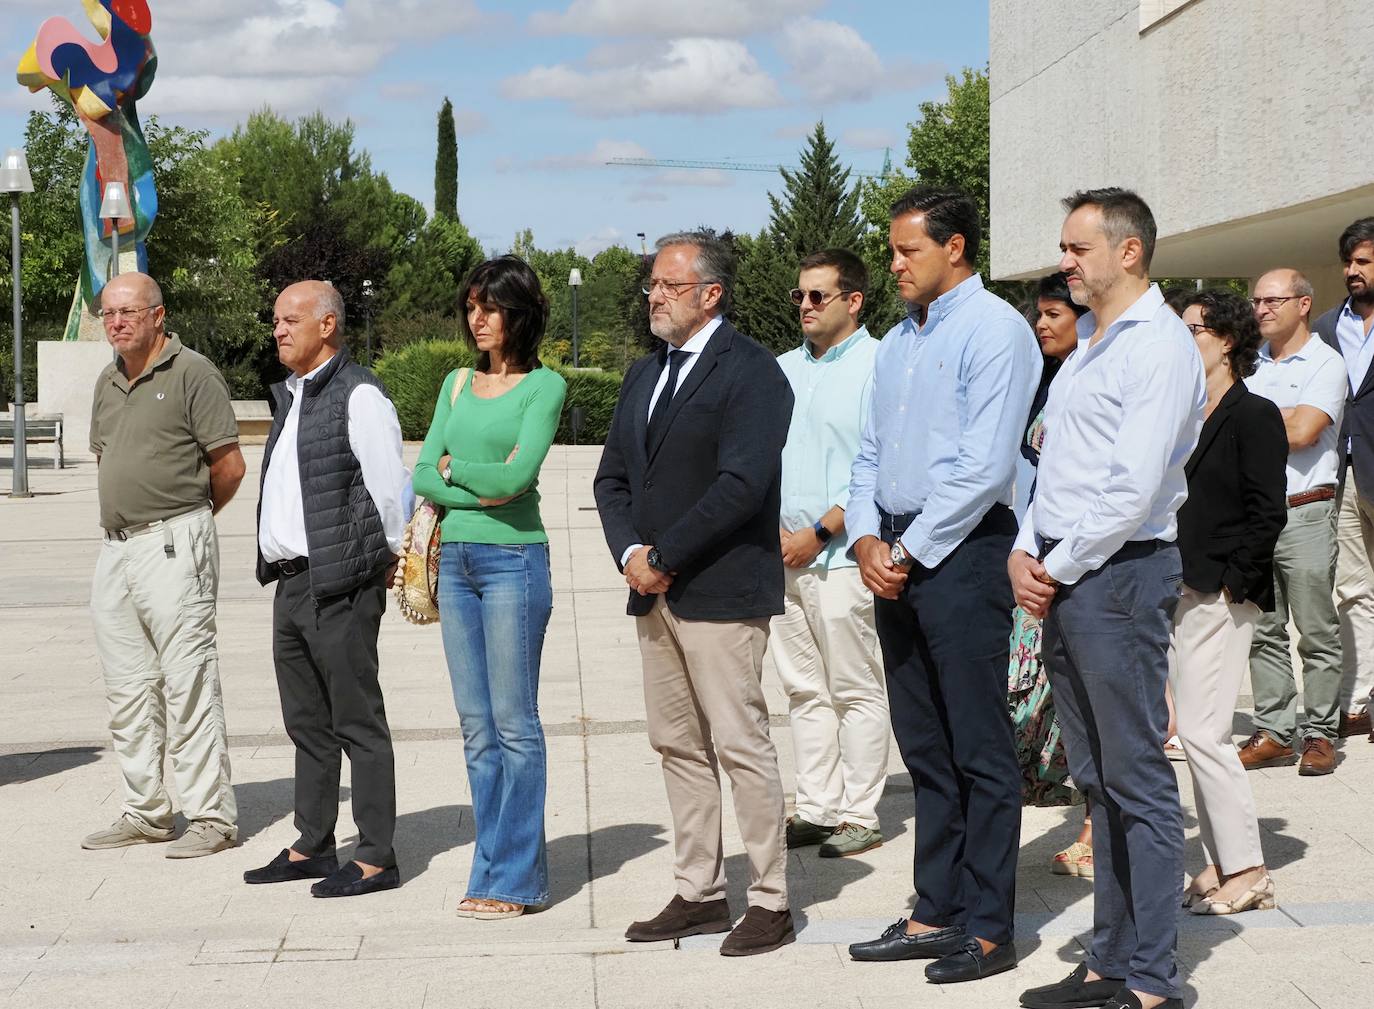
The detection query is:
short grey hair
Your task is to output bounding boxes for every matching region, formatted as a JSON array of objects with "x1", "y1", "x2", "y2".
[
  {"x1": 655, "y1": 230, "x2": 736, "y2": 314},
  {"x1": 316, "y1": 282, "x2": 346, "y2": 333},
  {"x1": 1287, "y1": 270, "x2": 1315, "y2": 301}
]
